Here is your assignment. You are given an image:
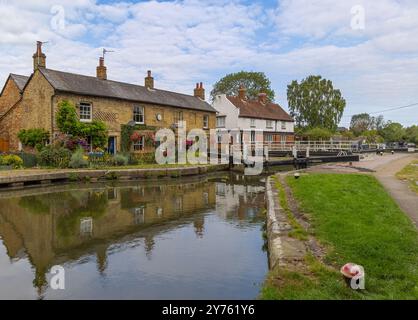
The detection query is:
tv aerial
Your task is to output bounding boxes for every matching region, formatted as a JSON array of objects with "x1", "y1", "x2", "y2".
[{"x1": 102, "y1": 48, "x2": 114, "y2": 59}]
